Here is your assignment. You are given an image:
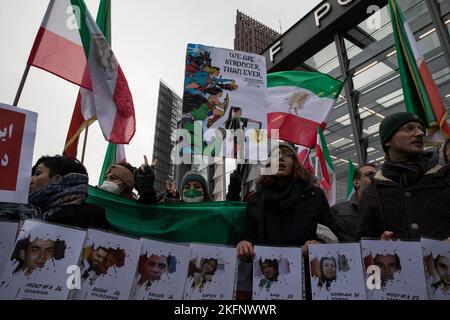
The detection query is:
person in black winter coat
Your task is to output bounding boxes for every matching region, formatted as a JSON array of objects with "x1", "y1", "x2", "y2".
[
  {"x1": 330, "y1": 163, "x2": 378, "y2": 242},
  {"x1": 0, "y1": 155, "x2": 109, "y2": 230},
  {"x1": 357, "y1": 112, "x2": 450, "y2": 241},
  {"x1": 236, "y1": 142, "x2": 337, "y2": 261}
]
